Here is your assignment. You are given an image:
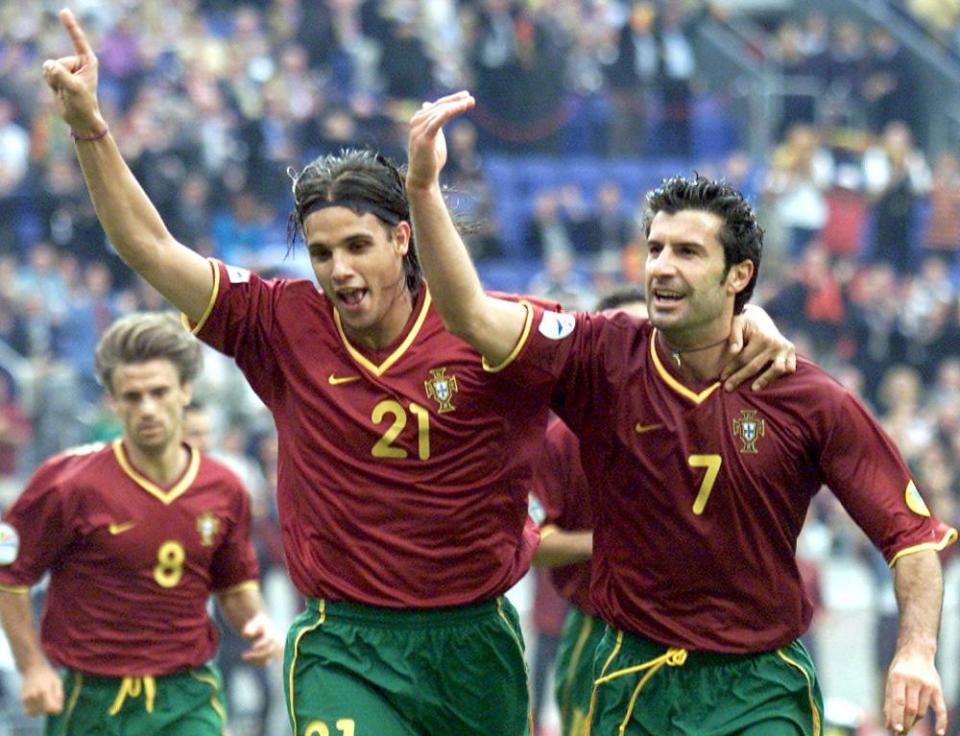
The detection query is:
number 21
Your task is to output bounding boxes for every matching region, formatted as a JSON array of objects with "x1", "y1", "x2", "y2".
[
  {"x1": 371, "y1": 400, "x2": 430, "y2": 460},
  {"x1": 687, "y1": 454, "x2": 722, "y2": 515}
]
